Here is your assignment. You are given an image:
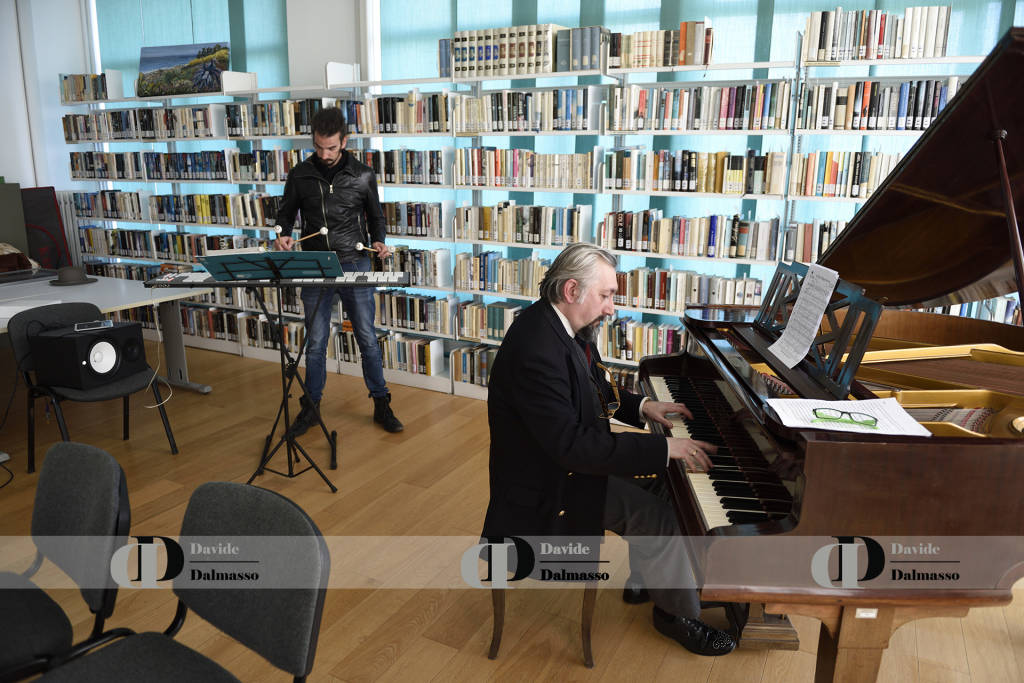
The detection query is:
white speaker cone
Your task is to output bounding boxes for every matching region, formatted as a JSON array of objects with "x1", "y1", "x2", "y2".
[{"x1": 88, "y1": 340, "x2": 118, "y2": 374}]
